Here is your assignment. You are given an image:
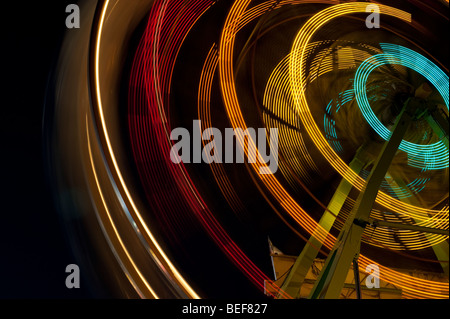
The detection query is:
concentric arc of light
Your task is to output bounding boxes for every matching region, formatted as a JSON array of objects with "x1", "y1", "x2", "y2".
[
  {"x1": 86, "y1": 117, "x2": 157, "y2": 298},
  {"x1": 94, "y1": 0, "x2": 199, "y2": 299},
  {"x1": 354, "y1": 44, "x2": 449, "y2": 170},
  {"x1": 219, "y1": 0, "x2": 447, "y2": 298},
  {"x1": 289, "y1": 3, "x2": 447, "y2": 222}
]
